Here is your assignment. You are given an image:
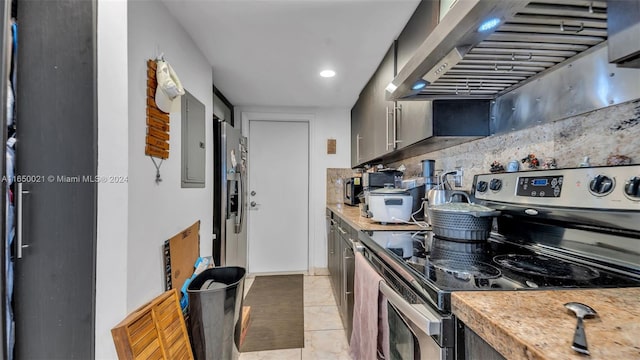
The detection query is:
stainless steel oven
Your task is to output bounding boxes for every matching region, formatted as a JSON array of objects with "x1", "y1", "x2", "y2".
[
  {"x1": 357, "y1": 165, "x2": 640, "y2": 360},
  {"x1": 359, "y1": 240, "x2": 455, "y2": 360}
]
